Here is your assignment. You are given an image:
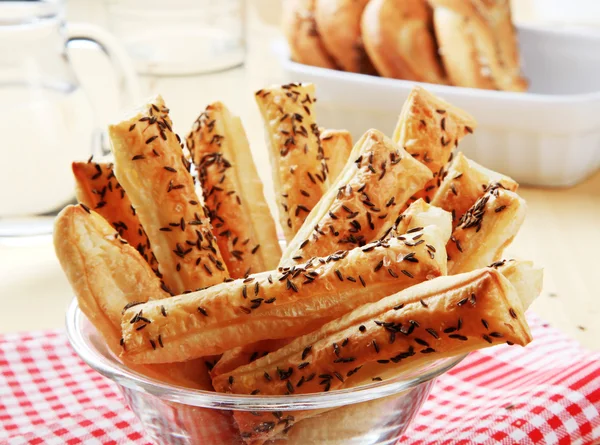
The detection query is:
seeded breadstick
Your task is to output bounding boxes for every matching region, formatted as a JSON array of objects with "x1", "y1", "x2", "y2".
[
  {"x1": 109, "y1": 96, "x2": 229, "y2": 295},
  {"x1": 255, "y1": 83, "x2": 329, "y2": 241},
  {"x1": 213, "y1": 266, "x2": 535, "y2": 443},
  {"x1": 320, "y1": 128, "x2": 353, "y2": 182},
  {"x1": 431, "y1": 152, "x2": 518, "y2": 229},
  {"x1": 53, "y1": 205, "x2": 216, "y2": 389},
  {"x1": 392, "y1": 199, "x2": 452, "y2": 243},
  {"x1": 212, "y1": 202, "x2": 452, "y2": 376},
  {"x1": 280, "y1": 129, "x2": 433, "y2": 266},
  {"x1": 392, "y1": 87, "x2": 477, "y2": 207},
  {"x1": 121, "y1": 226, "x2": 448, "y2": 364},
  {"x1": 186, "y1": 102, "x2": 281, "y2": 278},
  {"x1": 72, "y1": 161, "x2": 158, "y2": 273},
  {"x1": 448, "y1": 185, "x2": 526, "y2": 274}
]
